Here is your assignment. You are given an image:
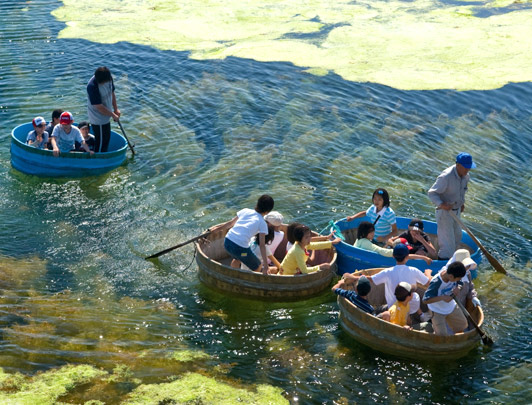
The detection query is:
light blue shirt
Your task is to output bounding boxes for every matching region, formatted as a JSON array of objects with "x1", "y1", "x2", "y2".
[
  {"x1": 365, "y1": 205, "x2": 396, "y2": 238},
  {"x1": 51, "y1": 125, "x2": 83, "y2": 153}
]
